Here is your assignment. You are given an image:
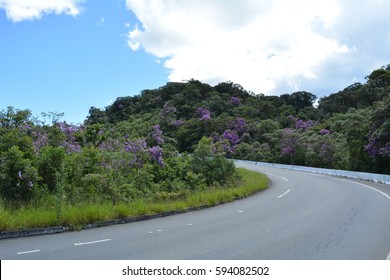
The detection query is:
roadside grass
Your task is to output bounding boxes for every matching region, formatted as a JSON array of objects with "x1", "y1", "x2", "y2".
[{"x1": 0, "y1": 168, "x2": 268, "y2": 231}]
